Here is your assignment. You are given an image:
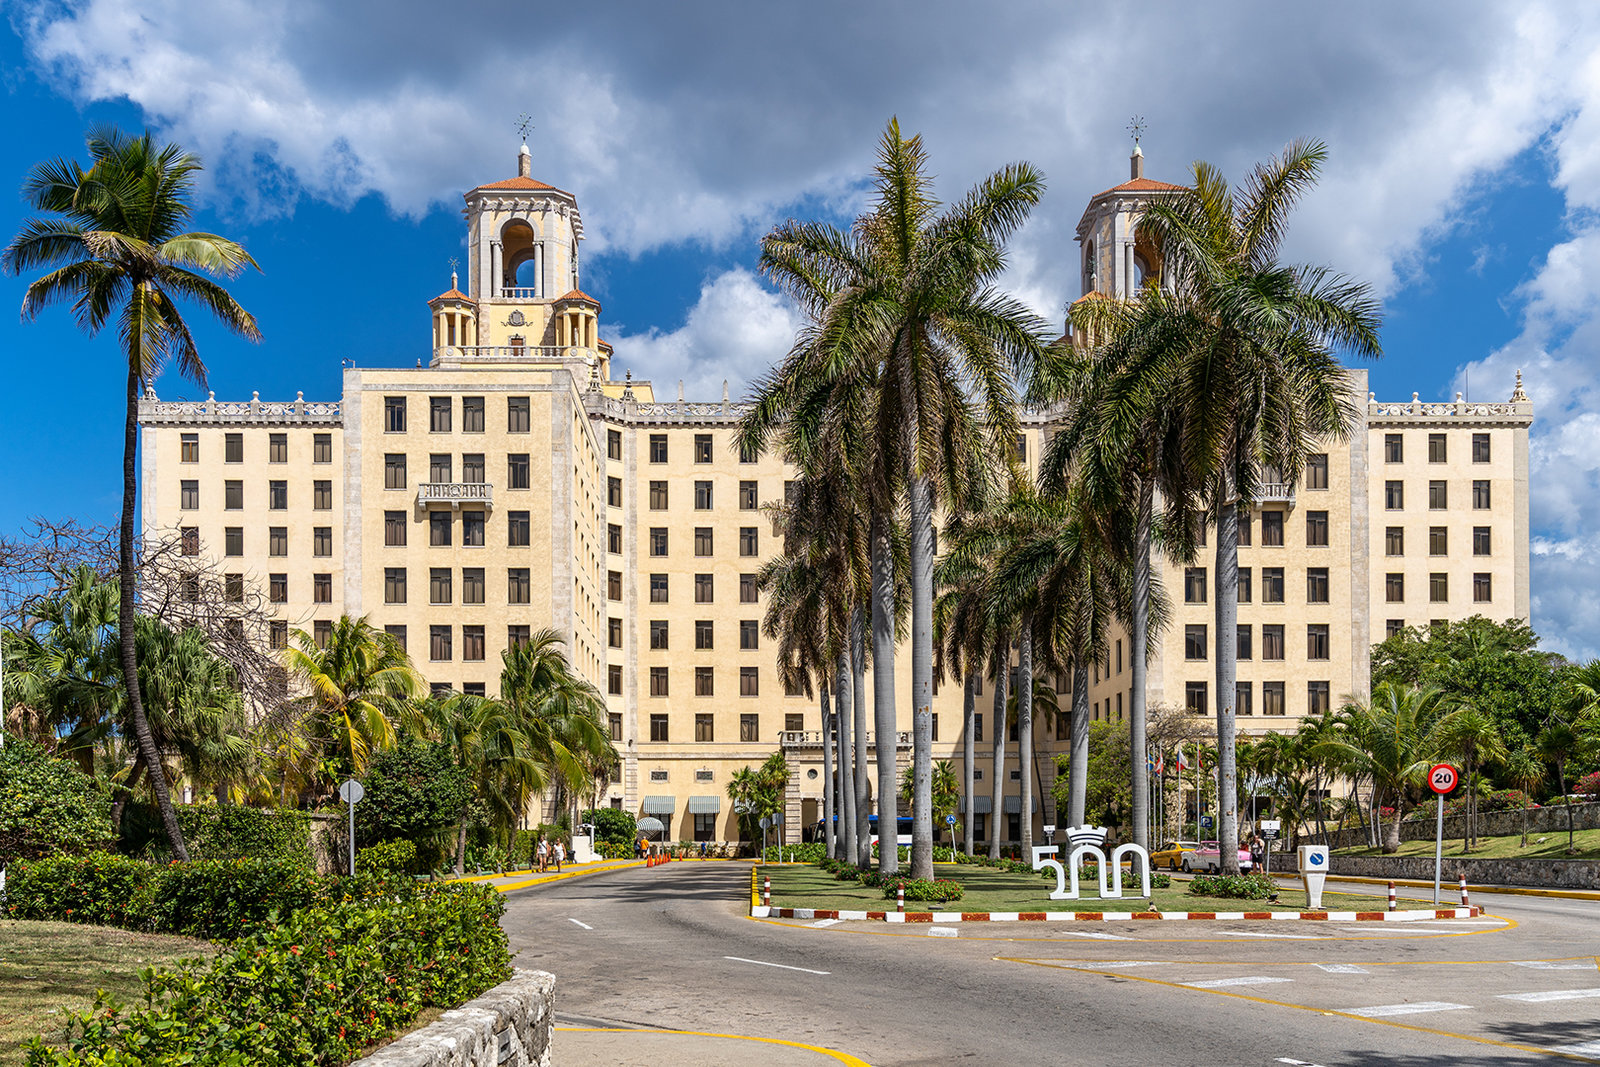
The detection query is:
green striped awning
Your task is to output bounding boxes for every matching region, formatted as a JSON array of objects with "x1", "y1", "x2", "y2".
[
  {"x1": 959, "y1": 795, "x2": 993, "y2": 814},
  {"x1": 640, "y1": 795, "x2": 675, "y2": 814},
  {"x1": 1003, "y1": 795, "x2": 1040, "y2": 814},
  {"x1": 687, "y1": 796, "x2": 721, "y2": 814}
]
